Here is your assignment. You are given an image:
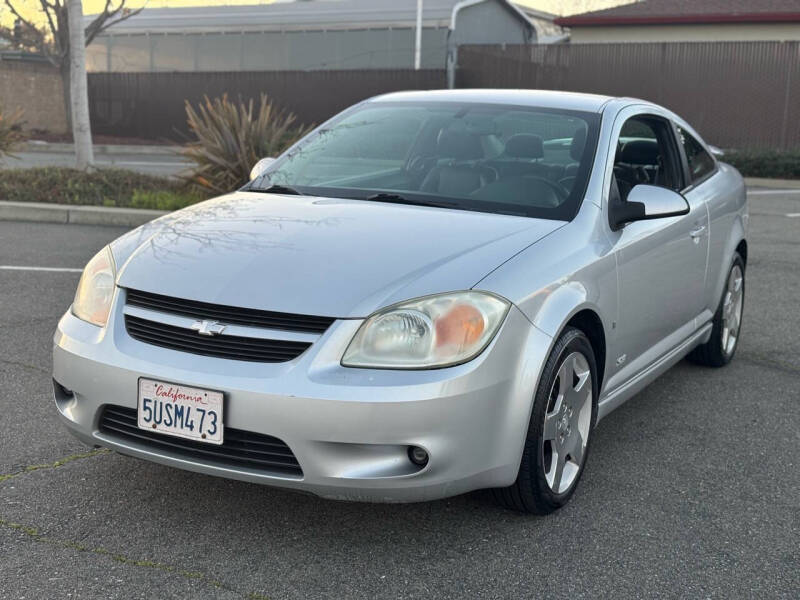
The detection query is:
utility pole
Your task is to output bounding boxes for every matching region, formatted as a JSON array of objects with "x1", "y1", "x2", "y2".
[
  {"x1": 414, "y1": 0, "x2": 423, "y2": 70},
  {"x1": 67, "y1": 0, "x2": 94, "y2": 170}
]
